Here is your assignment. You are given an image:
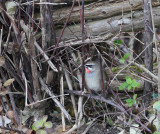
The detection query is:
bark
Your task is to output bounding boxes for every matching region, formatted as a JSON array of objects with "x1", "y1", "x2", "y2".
[
  {"x1": 143, "y1": 0, "x2": 153, "y2": 106},
  {"x1": 53, "y1": 0, "x2": 97, "y2": 4},
  {"x1": 55, "y1": 6, "x2": 160, "y2": 43},
  {"x1": 51, "y1": 0, "x2": 160, "y2": 24}
]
